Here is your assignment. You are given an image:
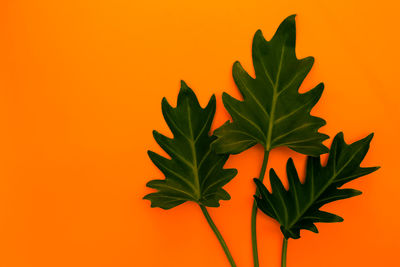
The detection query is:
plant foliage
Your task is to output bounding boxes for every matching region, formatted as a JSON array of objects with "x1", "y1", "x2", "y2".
[
  {"x1": 212, "y1": 15, "x2": 328, "y2": 156},
  {"x1": 144, "y1": 81, "x2": 237, "y2": 209},
  {"x1": 254, "y1": 132, "x2": 379, "y2": 239}
]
